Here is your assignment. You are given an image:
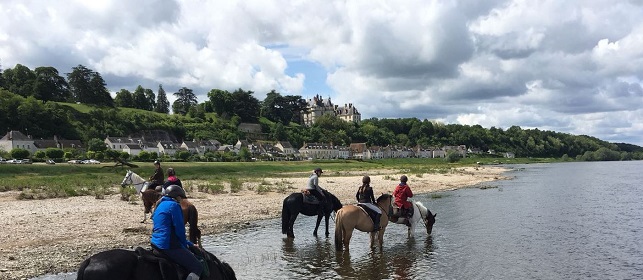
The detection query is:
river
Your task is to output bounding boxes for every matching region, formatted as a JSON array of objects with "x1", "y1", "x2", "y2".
[{"x1": 34, "y1": 161, "x2": 643, "y2": 279}]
